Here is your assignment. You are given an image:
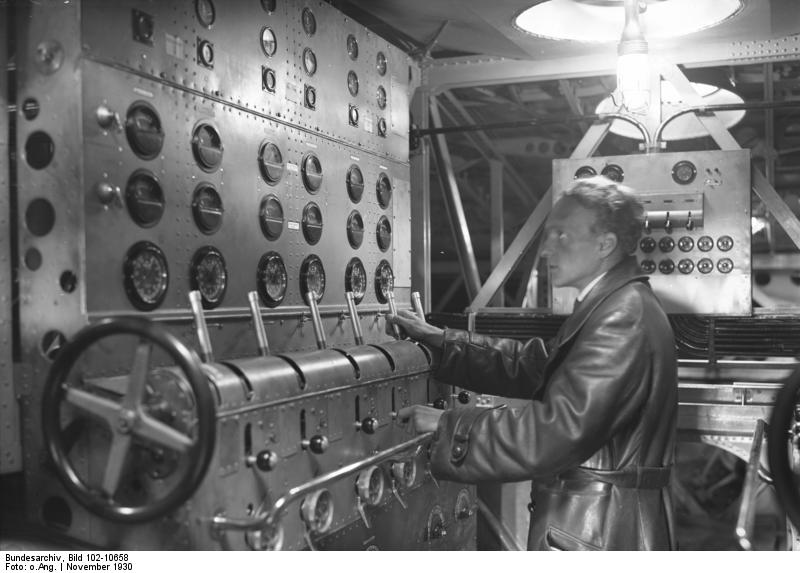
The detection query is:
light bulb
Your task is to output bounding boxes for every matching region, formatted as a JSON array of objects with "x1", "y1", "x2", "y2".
[{"x1": 616, "y1": 0, "x2": 650, "y2": 113}]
